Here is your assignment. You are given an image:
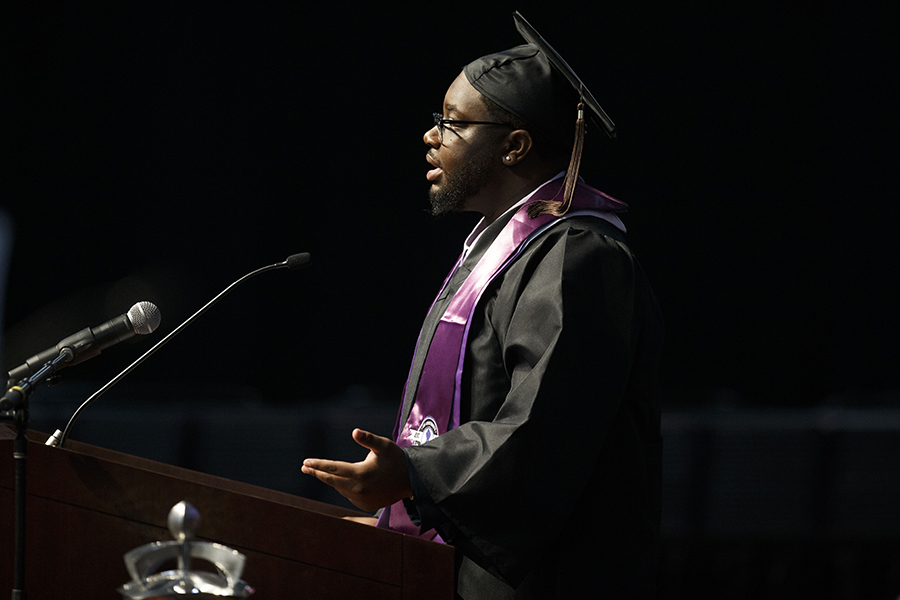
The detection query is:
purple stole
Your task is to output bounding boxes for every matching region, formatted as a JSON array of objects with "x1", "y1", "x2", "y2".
[{"x1": 376, "y1": 180, "x2": 627, "y2": 540}]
